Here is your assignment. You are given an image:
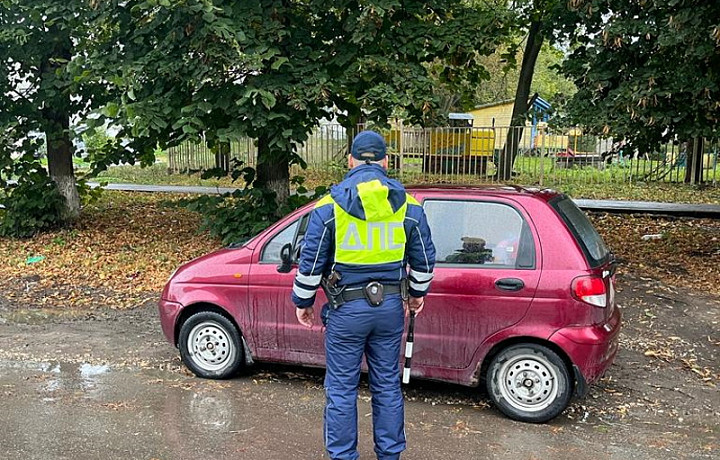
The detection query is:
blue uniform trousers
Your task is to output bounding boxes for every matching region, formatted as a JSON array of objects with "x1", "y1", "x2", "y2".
[{"x1": 323, "y1": 294, "x2": 406, "y2": 460}]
